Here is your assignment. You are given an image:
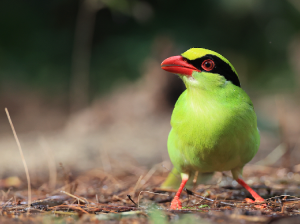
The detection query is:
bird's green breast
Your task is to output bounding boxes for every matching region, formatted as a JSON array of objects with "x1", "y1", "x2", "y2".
[{"x1": 168, "y1": 83, "x2": 260, "y2": 175}]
